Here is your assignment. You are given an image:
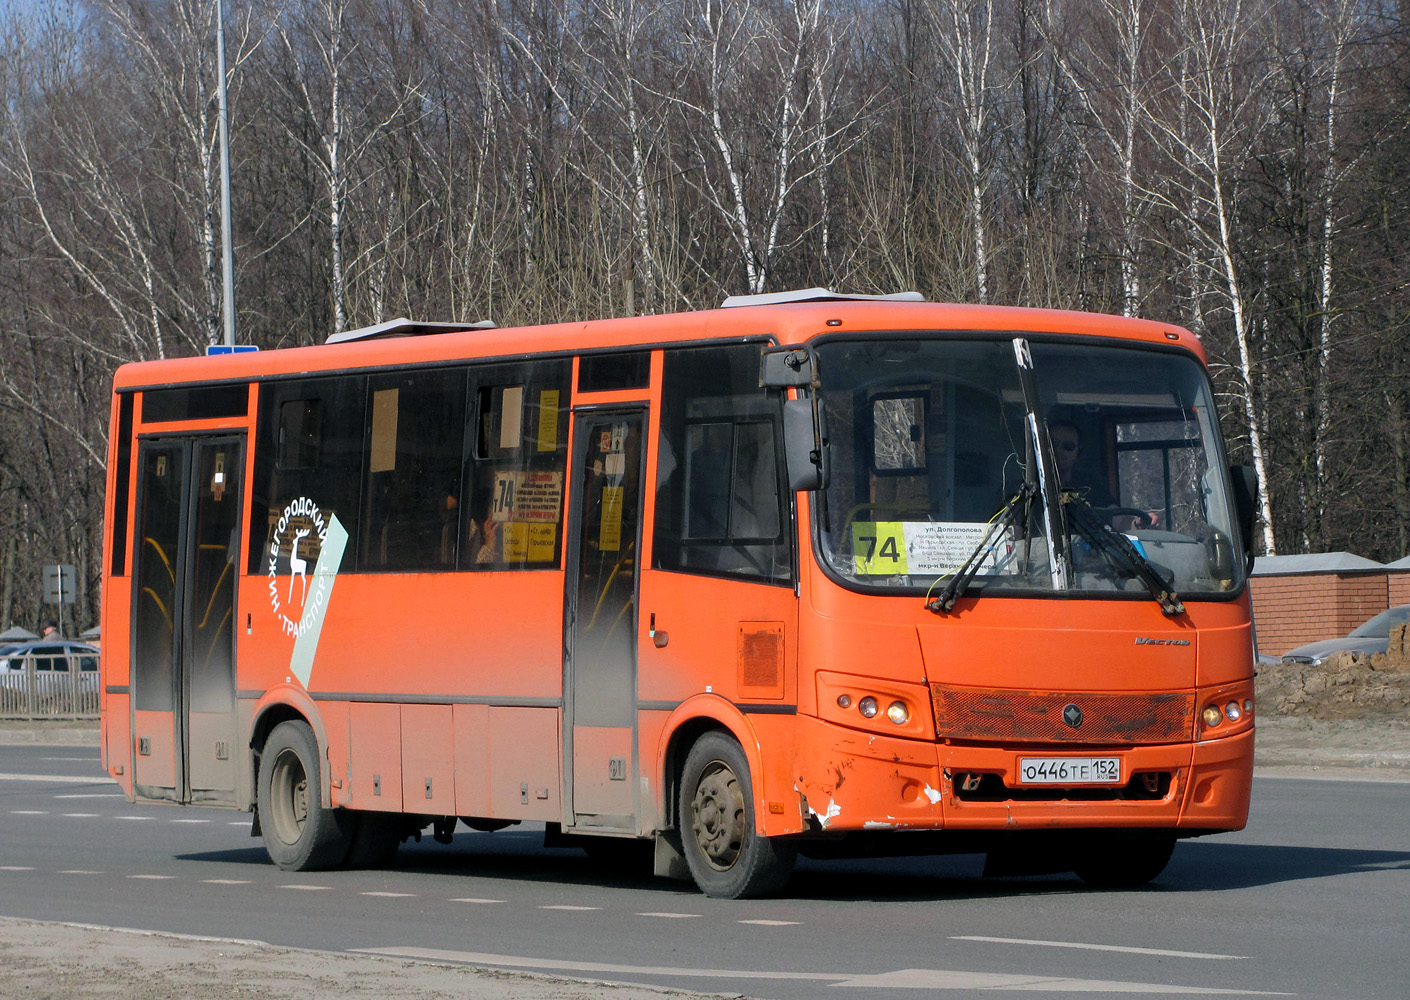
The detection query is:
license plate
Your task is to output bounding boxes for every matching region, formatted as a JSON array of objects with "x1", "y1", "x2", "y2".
[{"x1": 1018, "y1": 756, "x2": 1121, "y2": 785}]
